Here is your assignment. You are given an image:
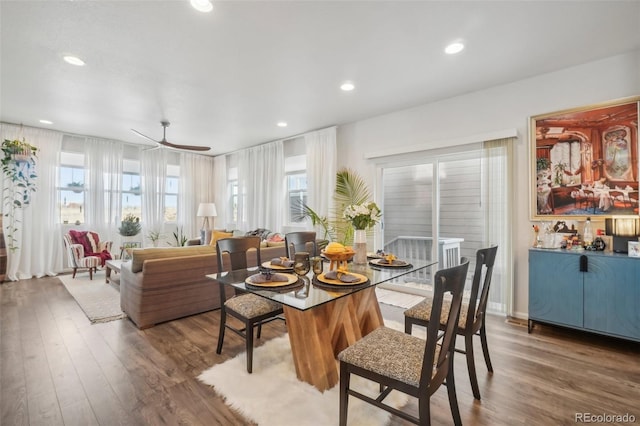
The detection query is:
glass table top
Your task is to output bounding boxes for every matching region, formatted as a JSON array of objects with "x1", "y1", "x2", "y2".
[{"x1": 207, "y1": 259, "x2": 436, "y2": 311}]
